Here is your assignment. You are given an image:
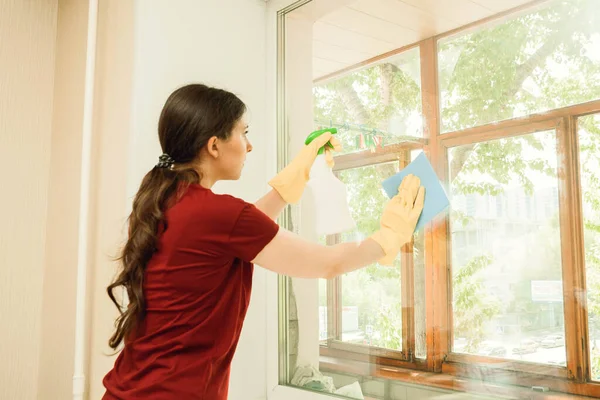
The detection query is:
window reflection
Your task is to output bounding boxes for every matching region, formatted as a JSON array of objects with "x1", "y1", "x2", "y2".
[
  {"x1": 438, "y1": 0, "x2": 600, "y2": 133},
  {"x1": 449, "y1": 131, "x2": 565, "y2": 365},
  {"x1": 281, "y1": 0, "x2": 600, "y2": 397},
  {"x1": 337, "y1": 162, "x2": 402, "y2": 349}
]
